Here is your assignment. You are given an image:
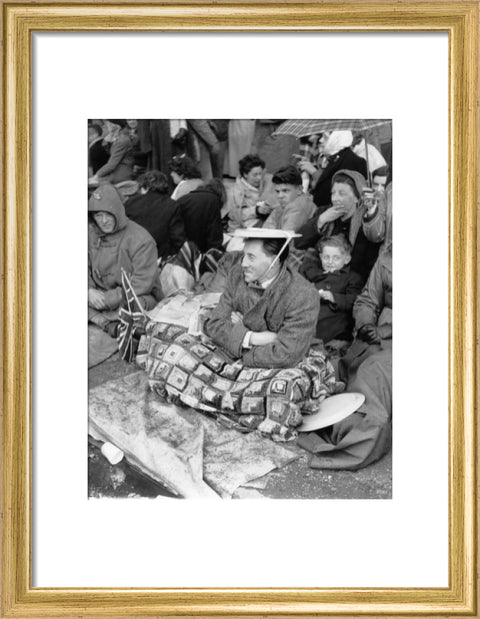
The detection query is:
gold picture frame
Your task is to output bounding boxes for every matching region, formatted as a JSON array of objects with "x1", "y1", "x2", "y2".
[{"x1": 2, "y1": 1, "x2": 478, "y2": 616}]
